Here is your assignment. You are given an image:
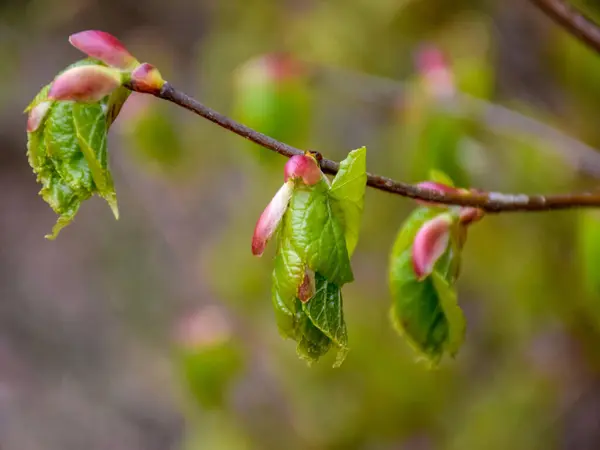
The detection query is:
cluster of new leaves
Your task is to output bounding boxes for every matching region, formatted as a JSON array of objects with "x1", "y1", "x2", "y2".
[
  {"x1": 25, "y1": 31, "x2": 163, "y2": 239},
  {"x1": 252, "y1": 149, "x2": 367, "y2": 366},
  {"x1": 389, "y1": 174, "x2": 483, "y2": 365},
  {"x1": 26, "y1": 30, "x2": 490, "y2": 368}
]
